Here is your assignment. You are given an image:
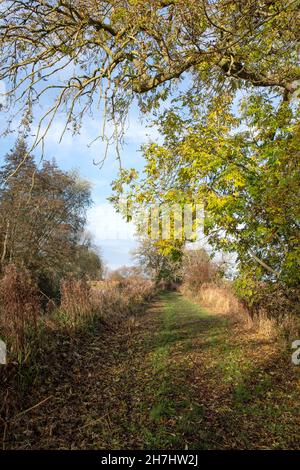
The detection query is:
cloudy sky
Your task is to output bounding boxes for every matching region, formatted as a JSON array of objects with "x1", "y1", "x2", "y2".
[{"x1": 0, "y1": 80, "x2": 162, "y2": 269}]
